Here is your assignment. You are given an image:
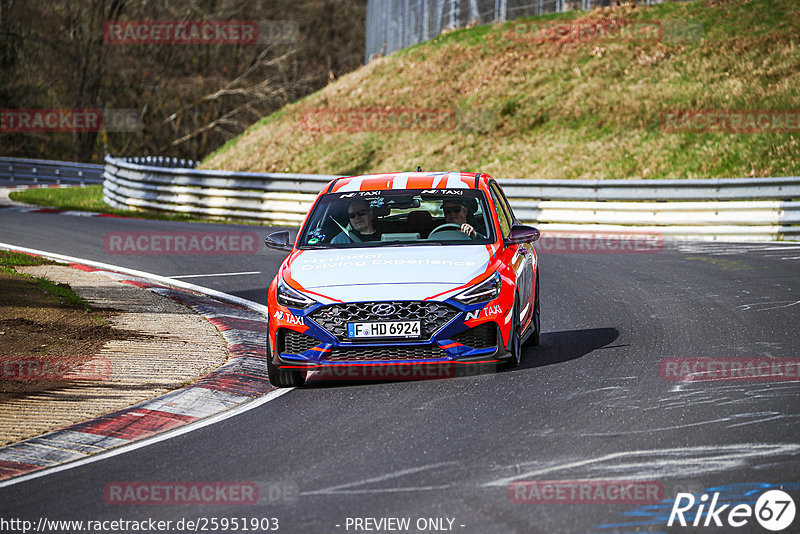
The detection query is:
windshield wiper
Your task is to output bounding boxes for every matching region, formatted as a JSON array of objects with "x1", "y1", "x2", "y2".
[{"x1": 378, "y1": 241, "x2": 443, "y2": 247}]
